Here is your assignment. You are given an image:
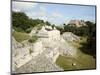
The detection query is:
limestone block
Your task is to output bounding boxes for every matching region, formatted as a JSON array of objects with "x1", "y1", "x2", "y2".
[
  {"x1": 14, "y1": 54, "x2": 32, "y2": 68},
  {"x1": 33, "y1": 41, "x2": 43, "y2": 53},
  {"x1": 62, "y1": 32, "x2": 80, "y2": 41}
]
